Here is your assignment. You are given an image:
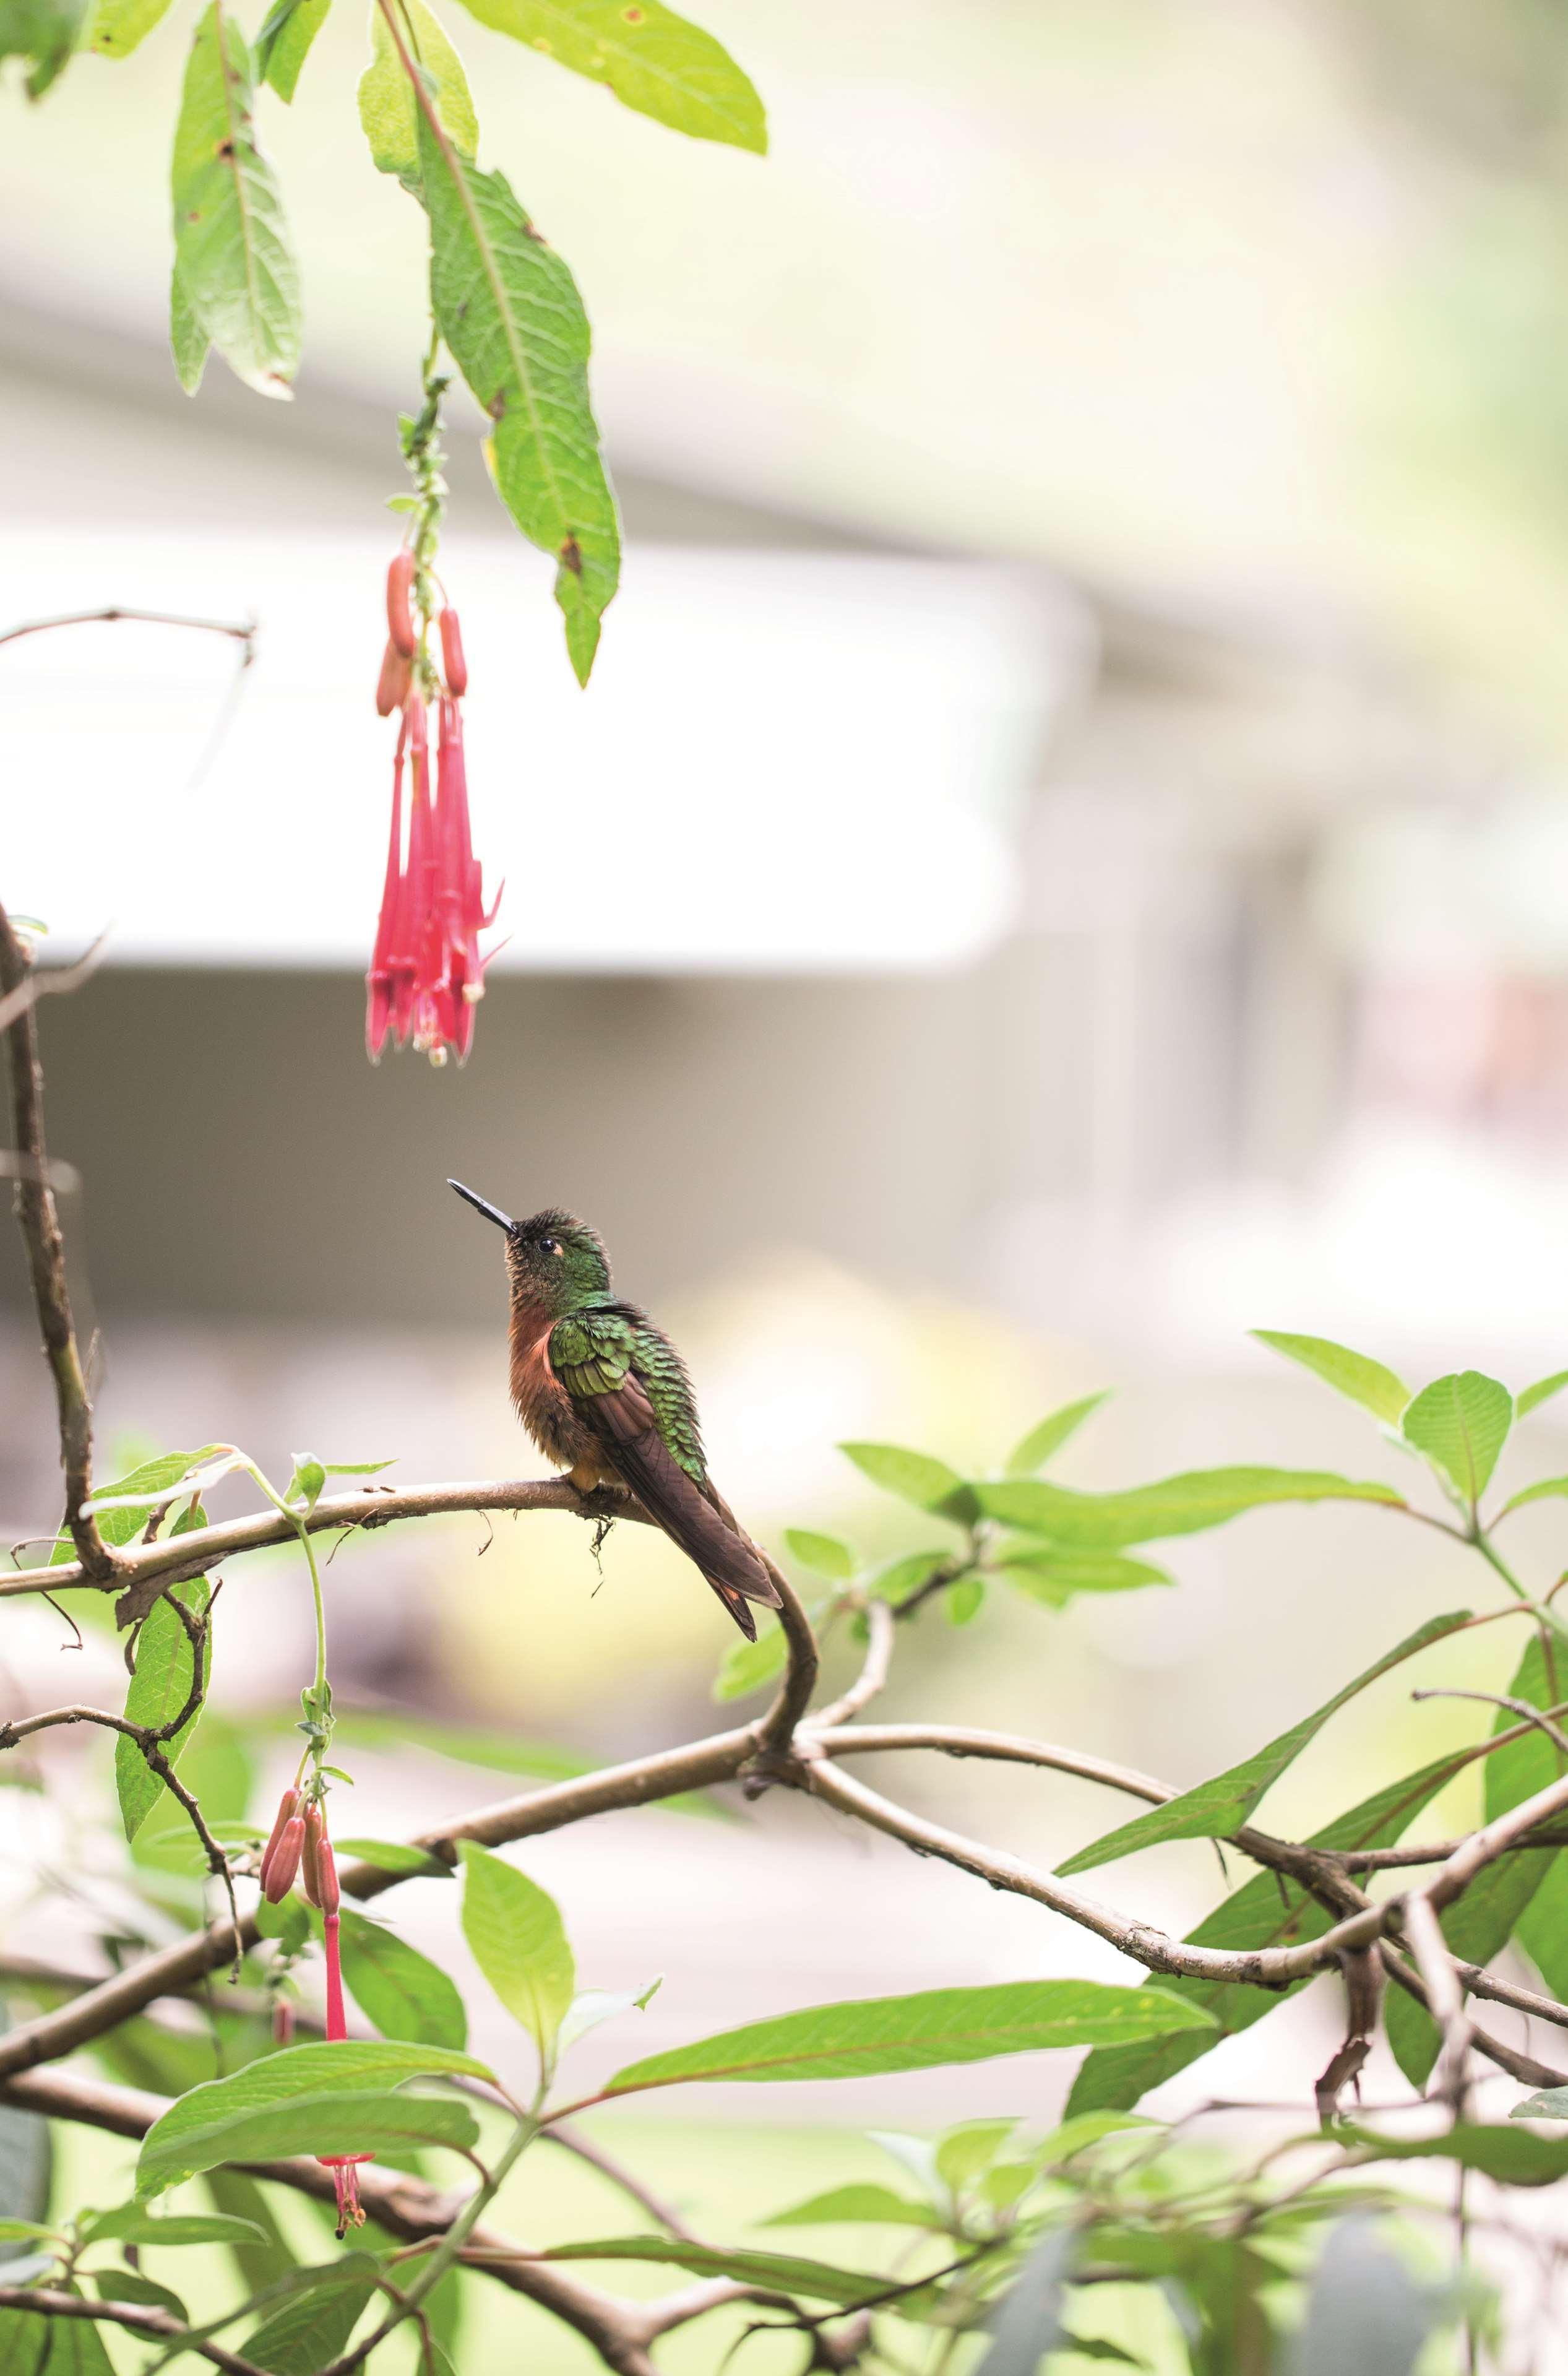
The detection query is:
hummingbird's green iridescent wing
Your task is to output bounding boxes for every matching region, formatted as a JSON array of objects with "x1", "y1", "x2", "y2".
[{"x1": 548, "y1": 1307, "x2": 780, "y2": 1638}]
